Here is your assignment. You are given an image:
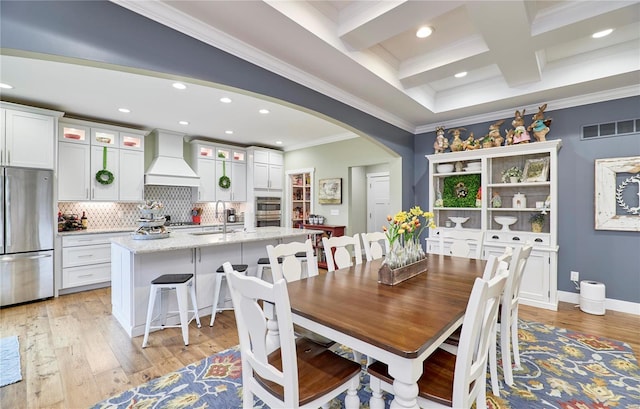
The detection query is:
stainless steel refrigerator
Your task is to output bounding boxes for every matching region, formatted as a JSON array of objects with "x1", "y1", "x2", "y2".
[{"x1": 0, "y1": 167, "x2": 54, "y2": 307}]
